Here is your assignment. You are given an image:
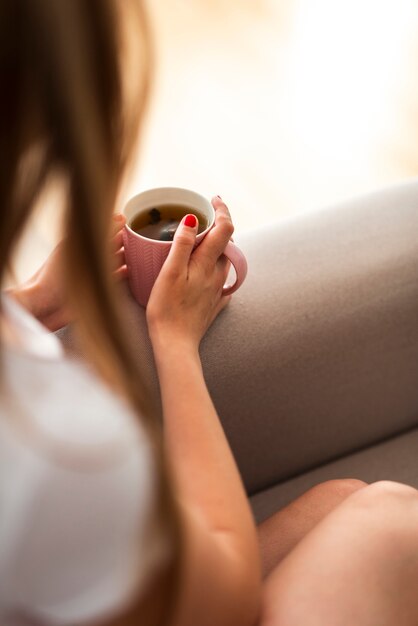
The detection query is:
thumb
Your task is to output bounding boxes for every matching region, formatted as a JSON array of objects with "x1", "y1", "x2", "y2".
[{"x1": 164, "y1": 213, "x2": 199, "y2": 271}]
